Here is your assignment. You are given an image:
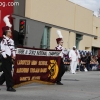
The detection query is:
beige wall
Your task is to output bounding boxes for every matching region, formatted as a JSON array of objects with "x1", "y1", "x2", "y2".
[
  {"x1": 69, "y1": 32, "x2": 76, "y2": 49},
  {"x1": 25, "y1": 0, "x2": 75, "y2": 30},
  {"x1": 25, "y1": 0, "x2": 100, "y2": 50},
  {"x1": 50, "y1": 28, "x2": 69, "y2": 49},
  {"x1": 50, "y1": 28, "x2": 75, "y2": 49},
  {"x1": 75, "y1": 5, "x2": 93, "y2": 34},
  {"x1": 25, "y1": 0, "x2": 93, "y2": 34},
  {"x1": 79, "y1": 35, "x2": 92, "y2": 50},
  {"x1": 50, "y1": 28, "x2": 92, "y2": 50}
]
